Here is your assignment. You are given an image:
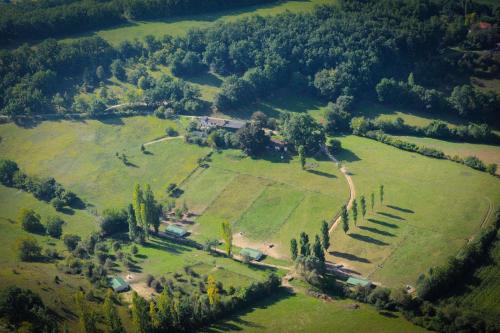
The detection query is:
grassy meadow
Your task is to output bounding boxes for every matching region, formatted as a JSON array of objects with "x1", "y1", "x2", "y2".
[{"x1": 326, "y1": 135, "x2": 500, "y2": 287}]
